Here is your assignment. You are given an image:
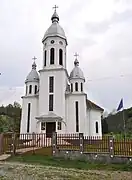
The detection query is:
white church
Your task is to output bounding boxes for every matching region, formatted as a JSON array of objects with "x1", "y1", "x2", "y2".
[{"x1": 20, "y1": 7, "x2": 104, "y2": 137}]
